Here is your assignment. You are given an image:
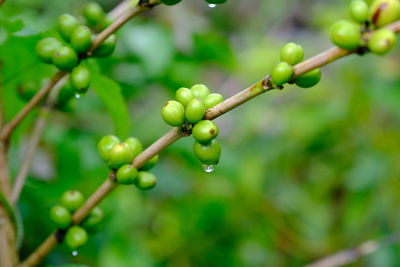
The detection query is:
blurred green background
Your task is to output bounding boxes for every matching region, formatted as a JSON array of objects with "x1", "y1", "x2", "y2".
[{"x1": 2, "y1": 0, "x2": 400, "y2": 266}]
